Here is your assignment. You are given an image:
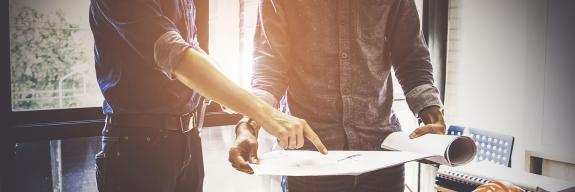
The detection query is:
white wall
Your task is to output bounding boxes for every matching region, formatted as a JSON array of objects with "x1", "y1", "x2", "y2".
[{"x1": 444, "y1": 0, "x2": 549, "y2": 171}]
